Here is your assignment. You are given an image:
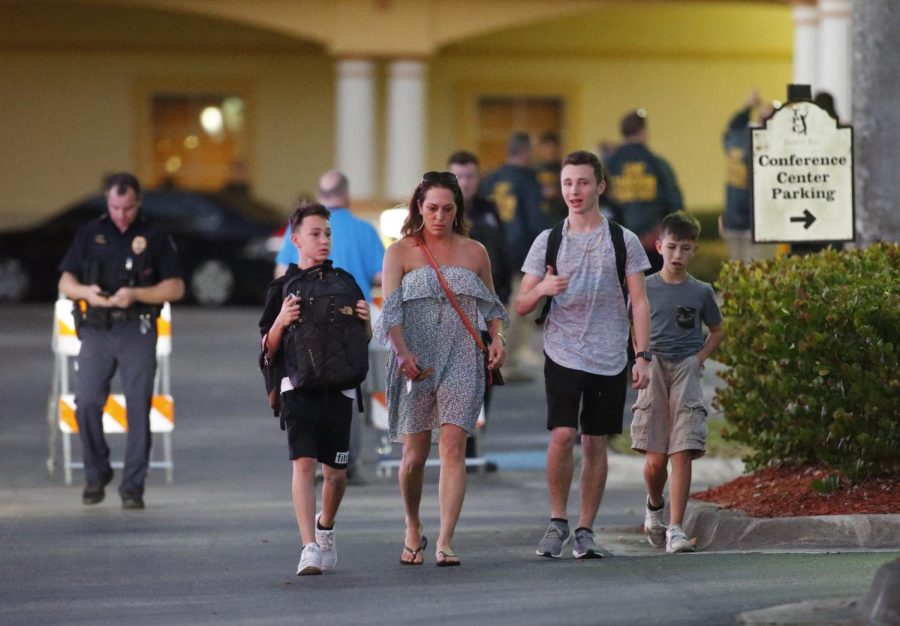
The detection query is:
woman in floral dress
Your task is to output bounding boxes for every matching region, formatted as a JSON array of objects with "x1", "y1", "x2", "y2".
[{"x1": 376, "y1": 171, "x2": 508, "y2": 566}]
